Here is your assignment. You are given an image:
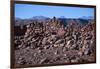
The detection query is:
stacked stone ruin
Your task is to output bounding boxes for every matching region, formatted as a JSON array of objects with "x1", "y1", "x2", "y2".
[{"x1": 14, "y1": 17, "x2": 95, "y2": 67}]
